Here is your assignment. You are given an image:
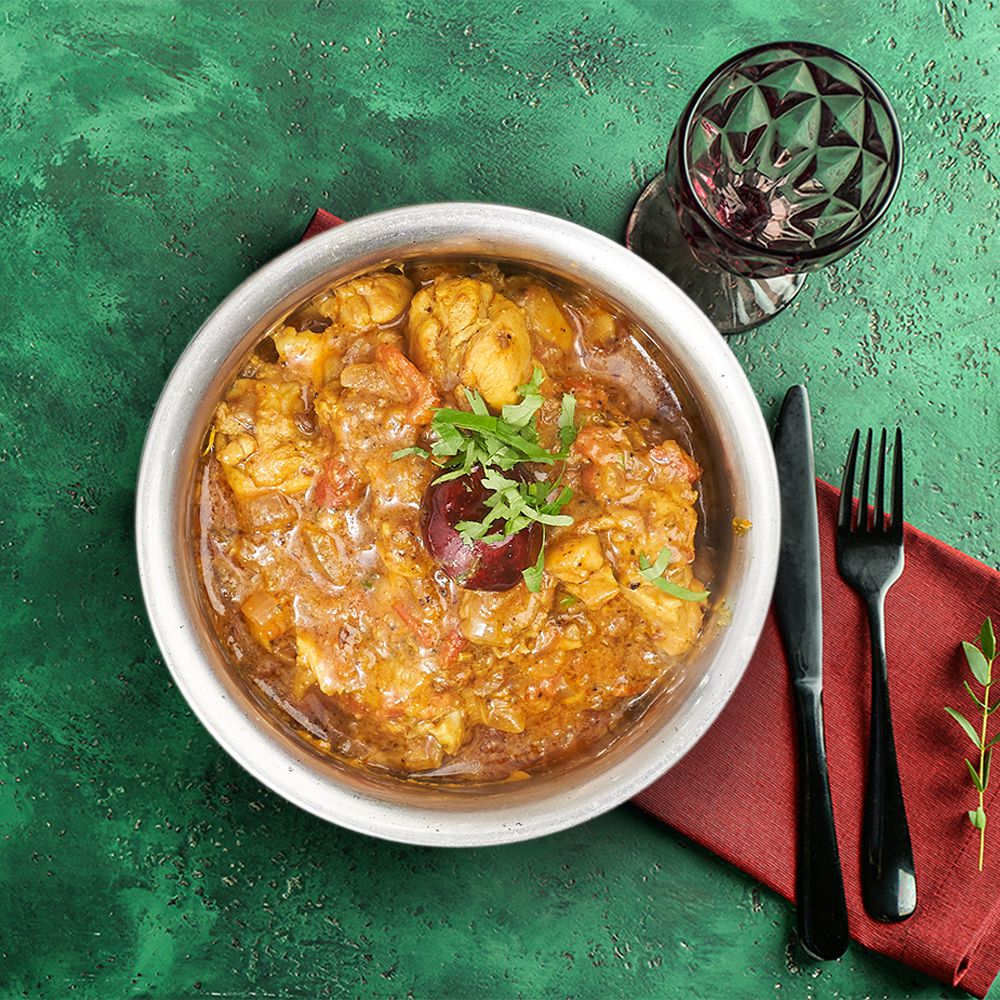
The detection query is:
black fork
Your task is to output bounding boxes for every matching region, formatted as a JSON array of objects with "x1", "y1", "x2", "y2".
[{"x1": 836, "y1": 428, "x2": 917, "y2": 922}]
